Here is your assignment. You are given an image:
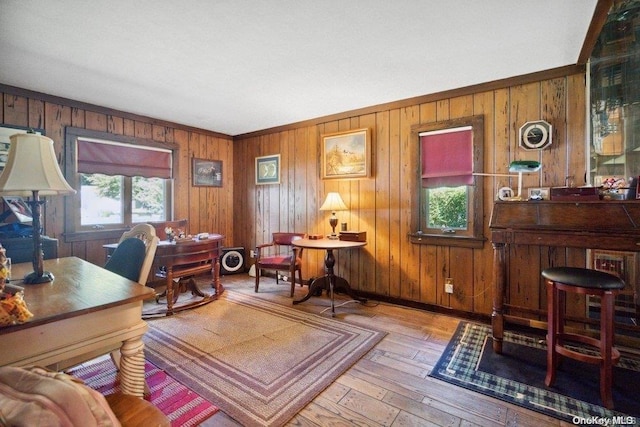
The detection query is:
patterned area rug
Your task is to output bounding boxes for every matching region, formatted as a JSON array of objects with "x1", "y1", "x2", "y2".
[
  {"x1": 69, "y1": 359, "x2": 218, "y2": 426},
  {"x1": 430, "y1": 322, "x2": 640, "y2": 424},
  {"x1": 143, "y1": 290, "x2": 386, "y2": 427}
]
